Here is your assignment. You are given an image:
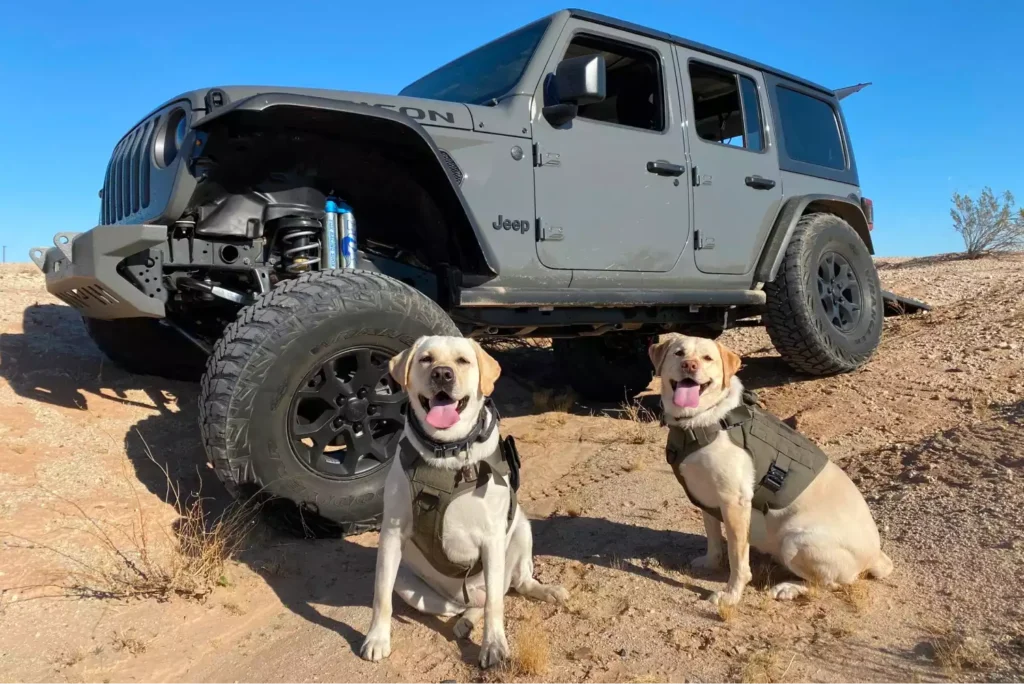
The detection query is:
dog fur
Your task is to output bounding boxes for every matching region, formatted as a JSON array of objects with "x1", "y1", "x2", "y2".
[
  {"x1": 360, "y1": 335, "x2": 568, "y2": 668},
  {"x1": 649, "y1": 334, "x2": 893, "y2": 606}
]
